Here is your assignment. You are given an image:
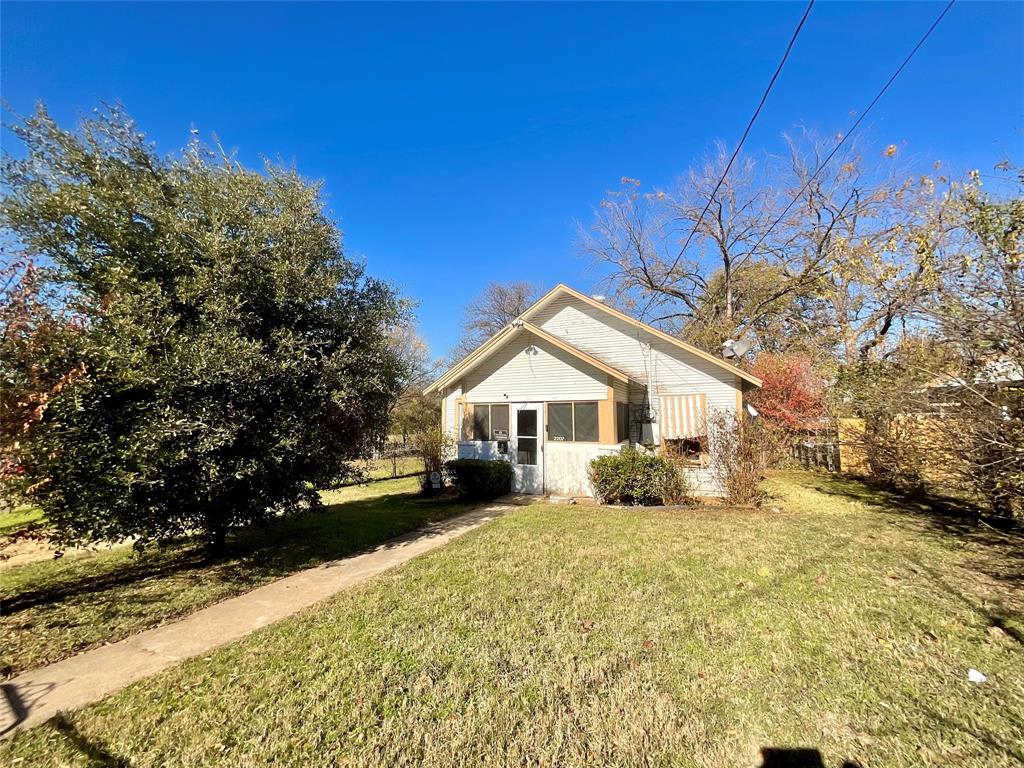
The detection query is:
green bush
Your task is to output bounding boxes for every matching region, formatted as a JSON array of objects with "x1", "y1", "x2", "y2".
[
  {"x1": 588, "y1": 447, "x2": 693, "y2": 506},
  {"x1": 0, "y1": 105, "x2": 405, "y2": 555},
  {"x1": 443, "y1": 459, "x2": 513, "y2": 501}
]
